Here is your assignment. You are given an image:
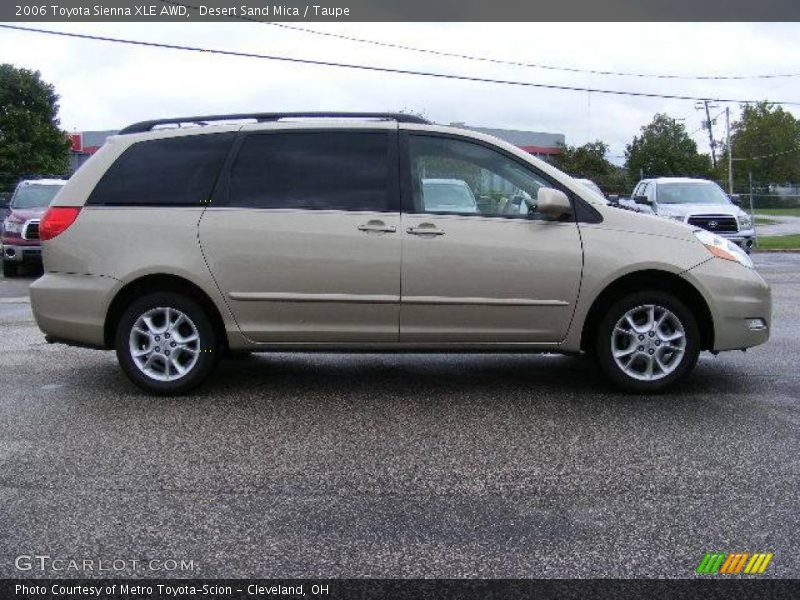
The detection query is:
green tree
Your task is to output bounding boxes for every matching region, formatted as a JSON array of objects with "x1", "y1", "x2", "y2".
[
  {"x1": 0, "y1": 64, "x2": 70, "y2": 191},
  {"x1": 625, "y1": 113, "x2": 711, "y2": 180},
  {"x1": 553, "y1": 140, "x2": 628, "y2": 193},
  {"x1": 716, "y1": 102, "x2": 800, "y2": 189}
]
